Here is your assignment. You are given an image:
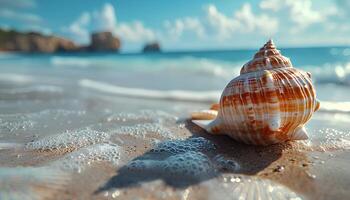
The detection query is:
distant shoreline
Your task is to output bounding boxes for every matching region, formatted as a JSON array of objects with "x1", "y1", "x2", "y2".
[{"x1": 1, "y1": 45, "x2": 349, "y2": 56}]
